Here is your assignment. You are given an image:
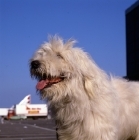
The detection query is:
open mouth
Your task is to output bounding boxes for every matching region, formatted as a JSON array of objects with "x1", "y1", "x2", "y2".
[{"x1": 33, "y1": 73, "x2": 65, "y2": 90}]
